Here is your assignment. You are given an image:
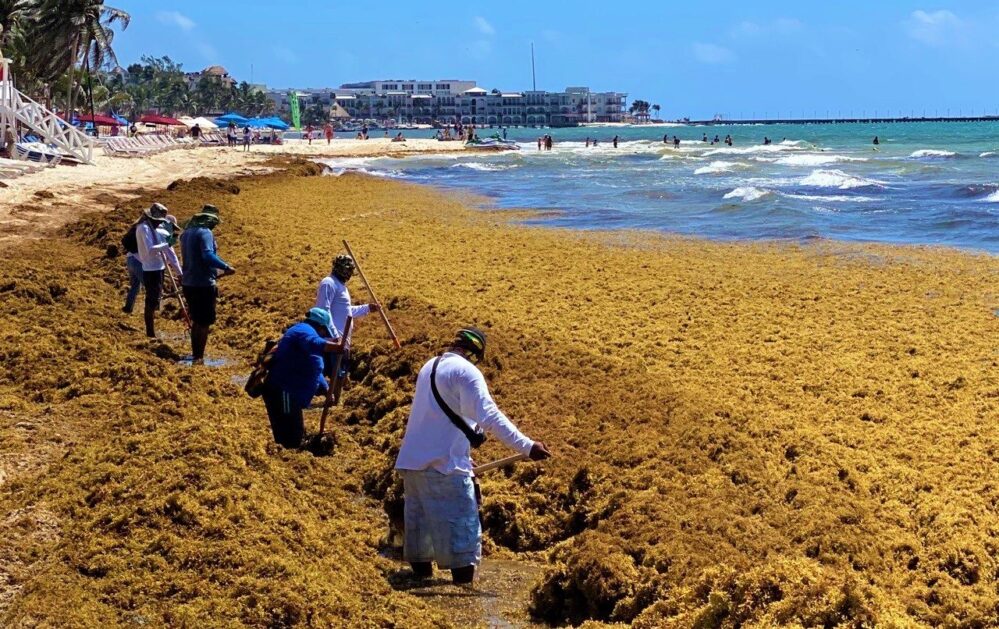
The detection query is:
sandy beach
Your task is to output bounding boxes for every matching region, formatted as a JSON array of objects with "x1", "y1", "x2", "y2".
[
  {"x1": 1, "y1": 162, "x2": 997, "y2": 626},
  {"x1": 0, "y1": 138, "x2": 476, "y2": 241}
]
